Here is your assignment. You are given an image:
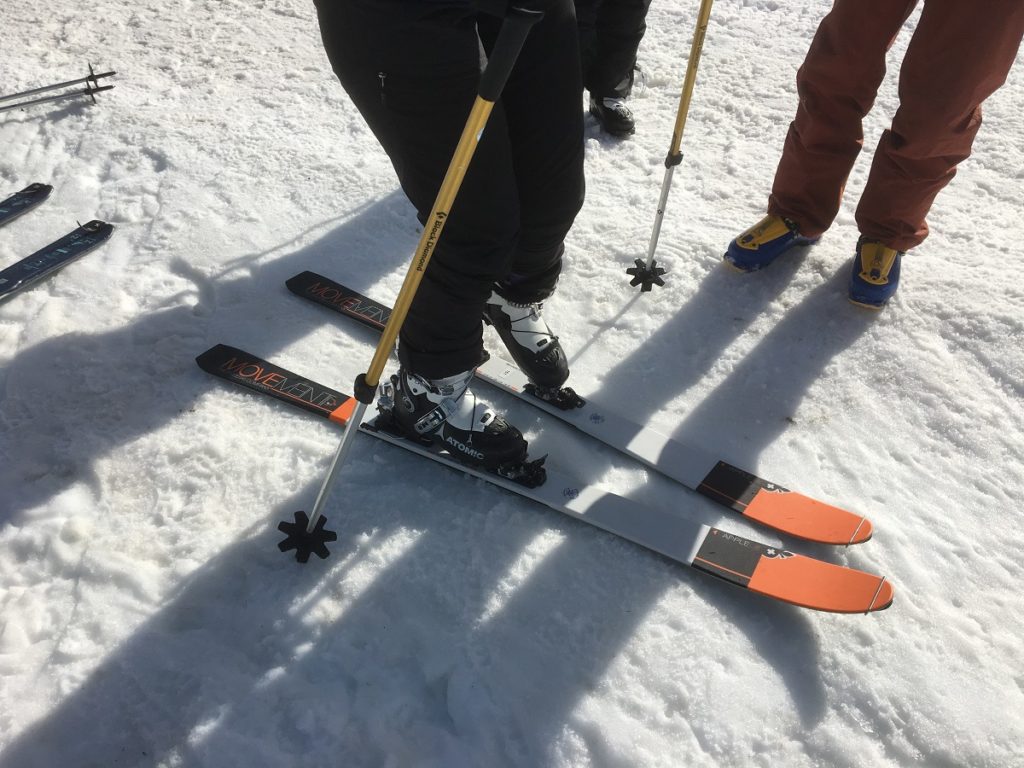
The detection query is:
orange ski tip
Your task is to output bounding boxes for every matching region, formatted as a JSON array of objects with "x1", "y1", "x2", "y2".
[
  {"x1": 328, "y1": 398, "x2": 356, "y2": 425},
  {"x1": 745, "y1": 488, "x2": 872, "y2": 545},
  {"x1": 748, "y1": 554, "x2": 893, "y2": 613}
]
